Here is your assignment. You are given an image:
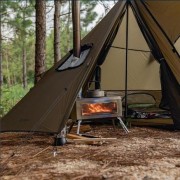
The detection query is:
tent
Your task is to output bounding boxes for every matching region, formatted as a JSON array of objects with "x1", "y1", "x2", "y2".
[{"x1": 0, "y1": 0, "x2": 180, "y2": 133}]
